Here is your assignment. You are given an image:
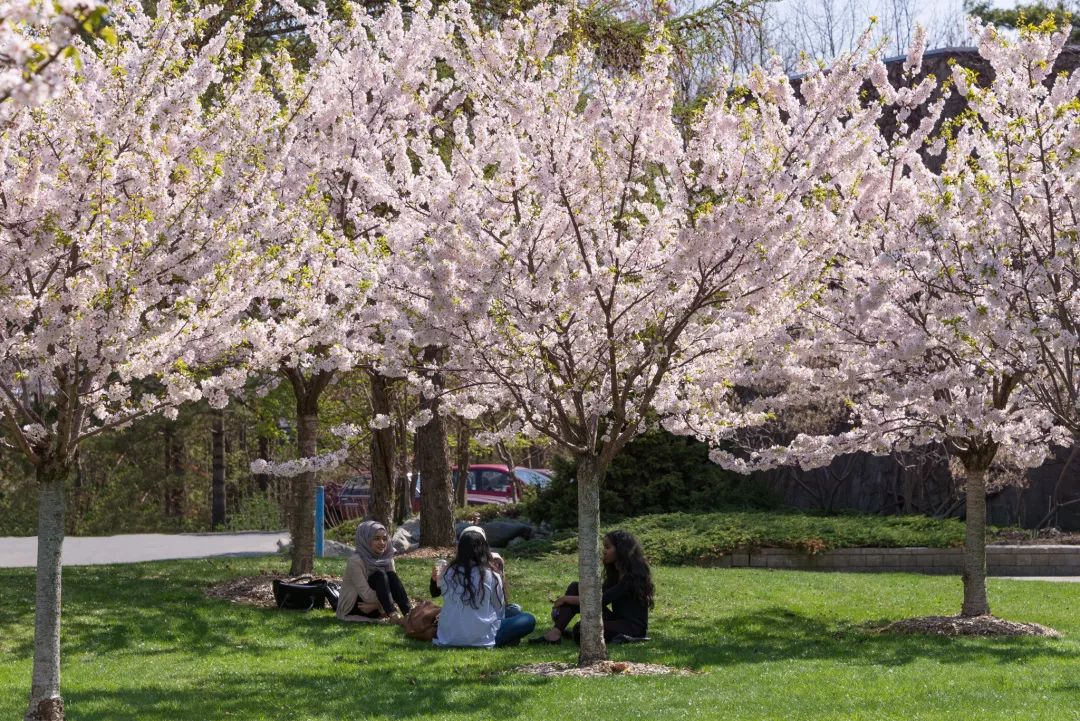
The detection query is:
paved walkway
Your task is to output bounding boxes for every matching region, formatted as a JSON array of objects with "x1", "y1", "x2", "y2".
[
  {"x1": 0, "y1": 532, "x2": 289, "y2": 568},
  {"x1": 1000, "y1": 576, "x2": 1080, "y2": 583}
]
